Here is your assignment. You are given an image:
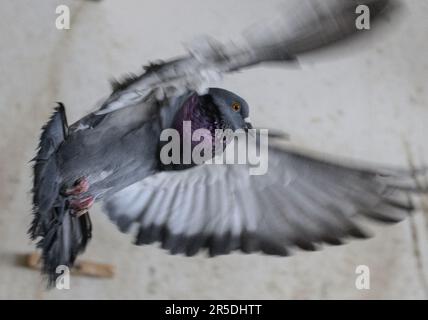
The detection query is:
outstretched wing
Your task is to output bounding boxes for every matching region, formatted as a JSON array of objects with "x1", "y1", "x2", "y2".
[
  {"x1": 95, "y1": 0, "x2": 394, "y2": 116},
  {"x1": 103, "y1": 139, "x2": 425, "y2": 257}
]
